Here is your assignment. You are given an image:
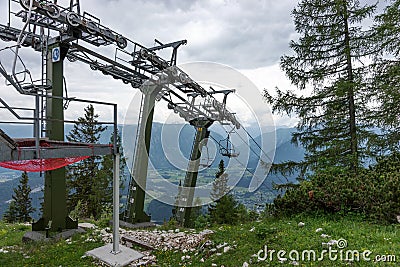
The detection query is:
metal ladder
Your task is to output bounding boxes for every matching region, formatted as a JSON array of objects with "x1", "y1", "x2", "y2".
[
  {"x1": 40, "y1": 28, "x2": 49, "y2": 137},
  {"x1": 123, "y1": 93, "x2": 145, "y2": 219},
  {"x1": 175, "y1": 132, "x2": 198, "y2": 221}
]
